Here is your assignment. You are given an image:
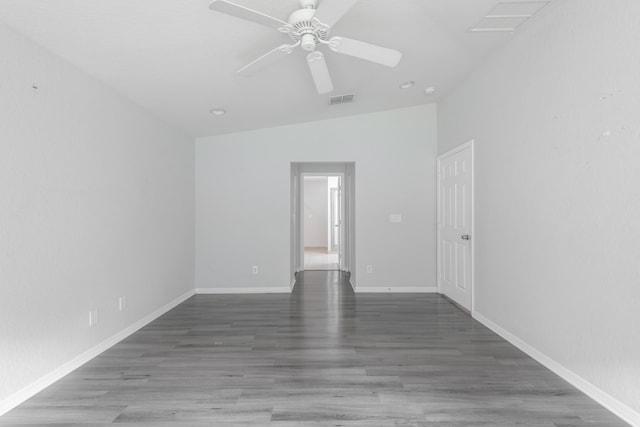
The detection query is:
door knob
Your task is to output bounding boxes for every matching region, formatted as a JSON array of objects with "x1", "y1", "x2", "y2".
[{"x1": 461, "y1": 234, "x2": 470, "y2": 240}]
